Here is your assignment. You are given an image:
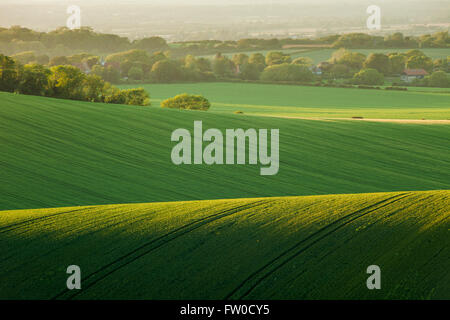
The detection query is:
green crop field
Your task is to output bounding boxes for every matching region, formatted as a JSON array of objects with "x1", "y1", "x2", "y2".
[
  {"x1": 1, "y1": 86, "x2": 449, "y2": 300},
  {"x1": 120, "y1": 82, "x2": 450, "y2": 120},
  {"x1": 0, "y1": 190, "x2": 448, "y2": 299},
  {"x1": 399, "y1": 86, "x2": 450, "y2": 94},
  {"x1": 1, "y1": 92, "x2": 449, "y2": 211}
]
